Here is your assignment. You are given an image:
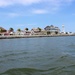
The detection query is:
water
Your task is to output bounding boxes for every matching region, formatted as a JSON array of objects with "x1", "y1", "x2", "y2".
[{"x1": 0, "y1": 36, "x2": 75, "y2": 75}]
